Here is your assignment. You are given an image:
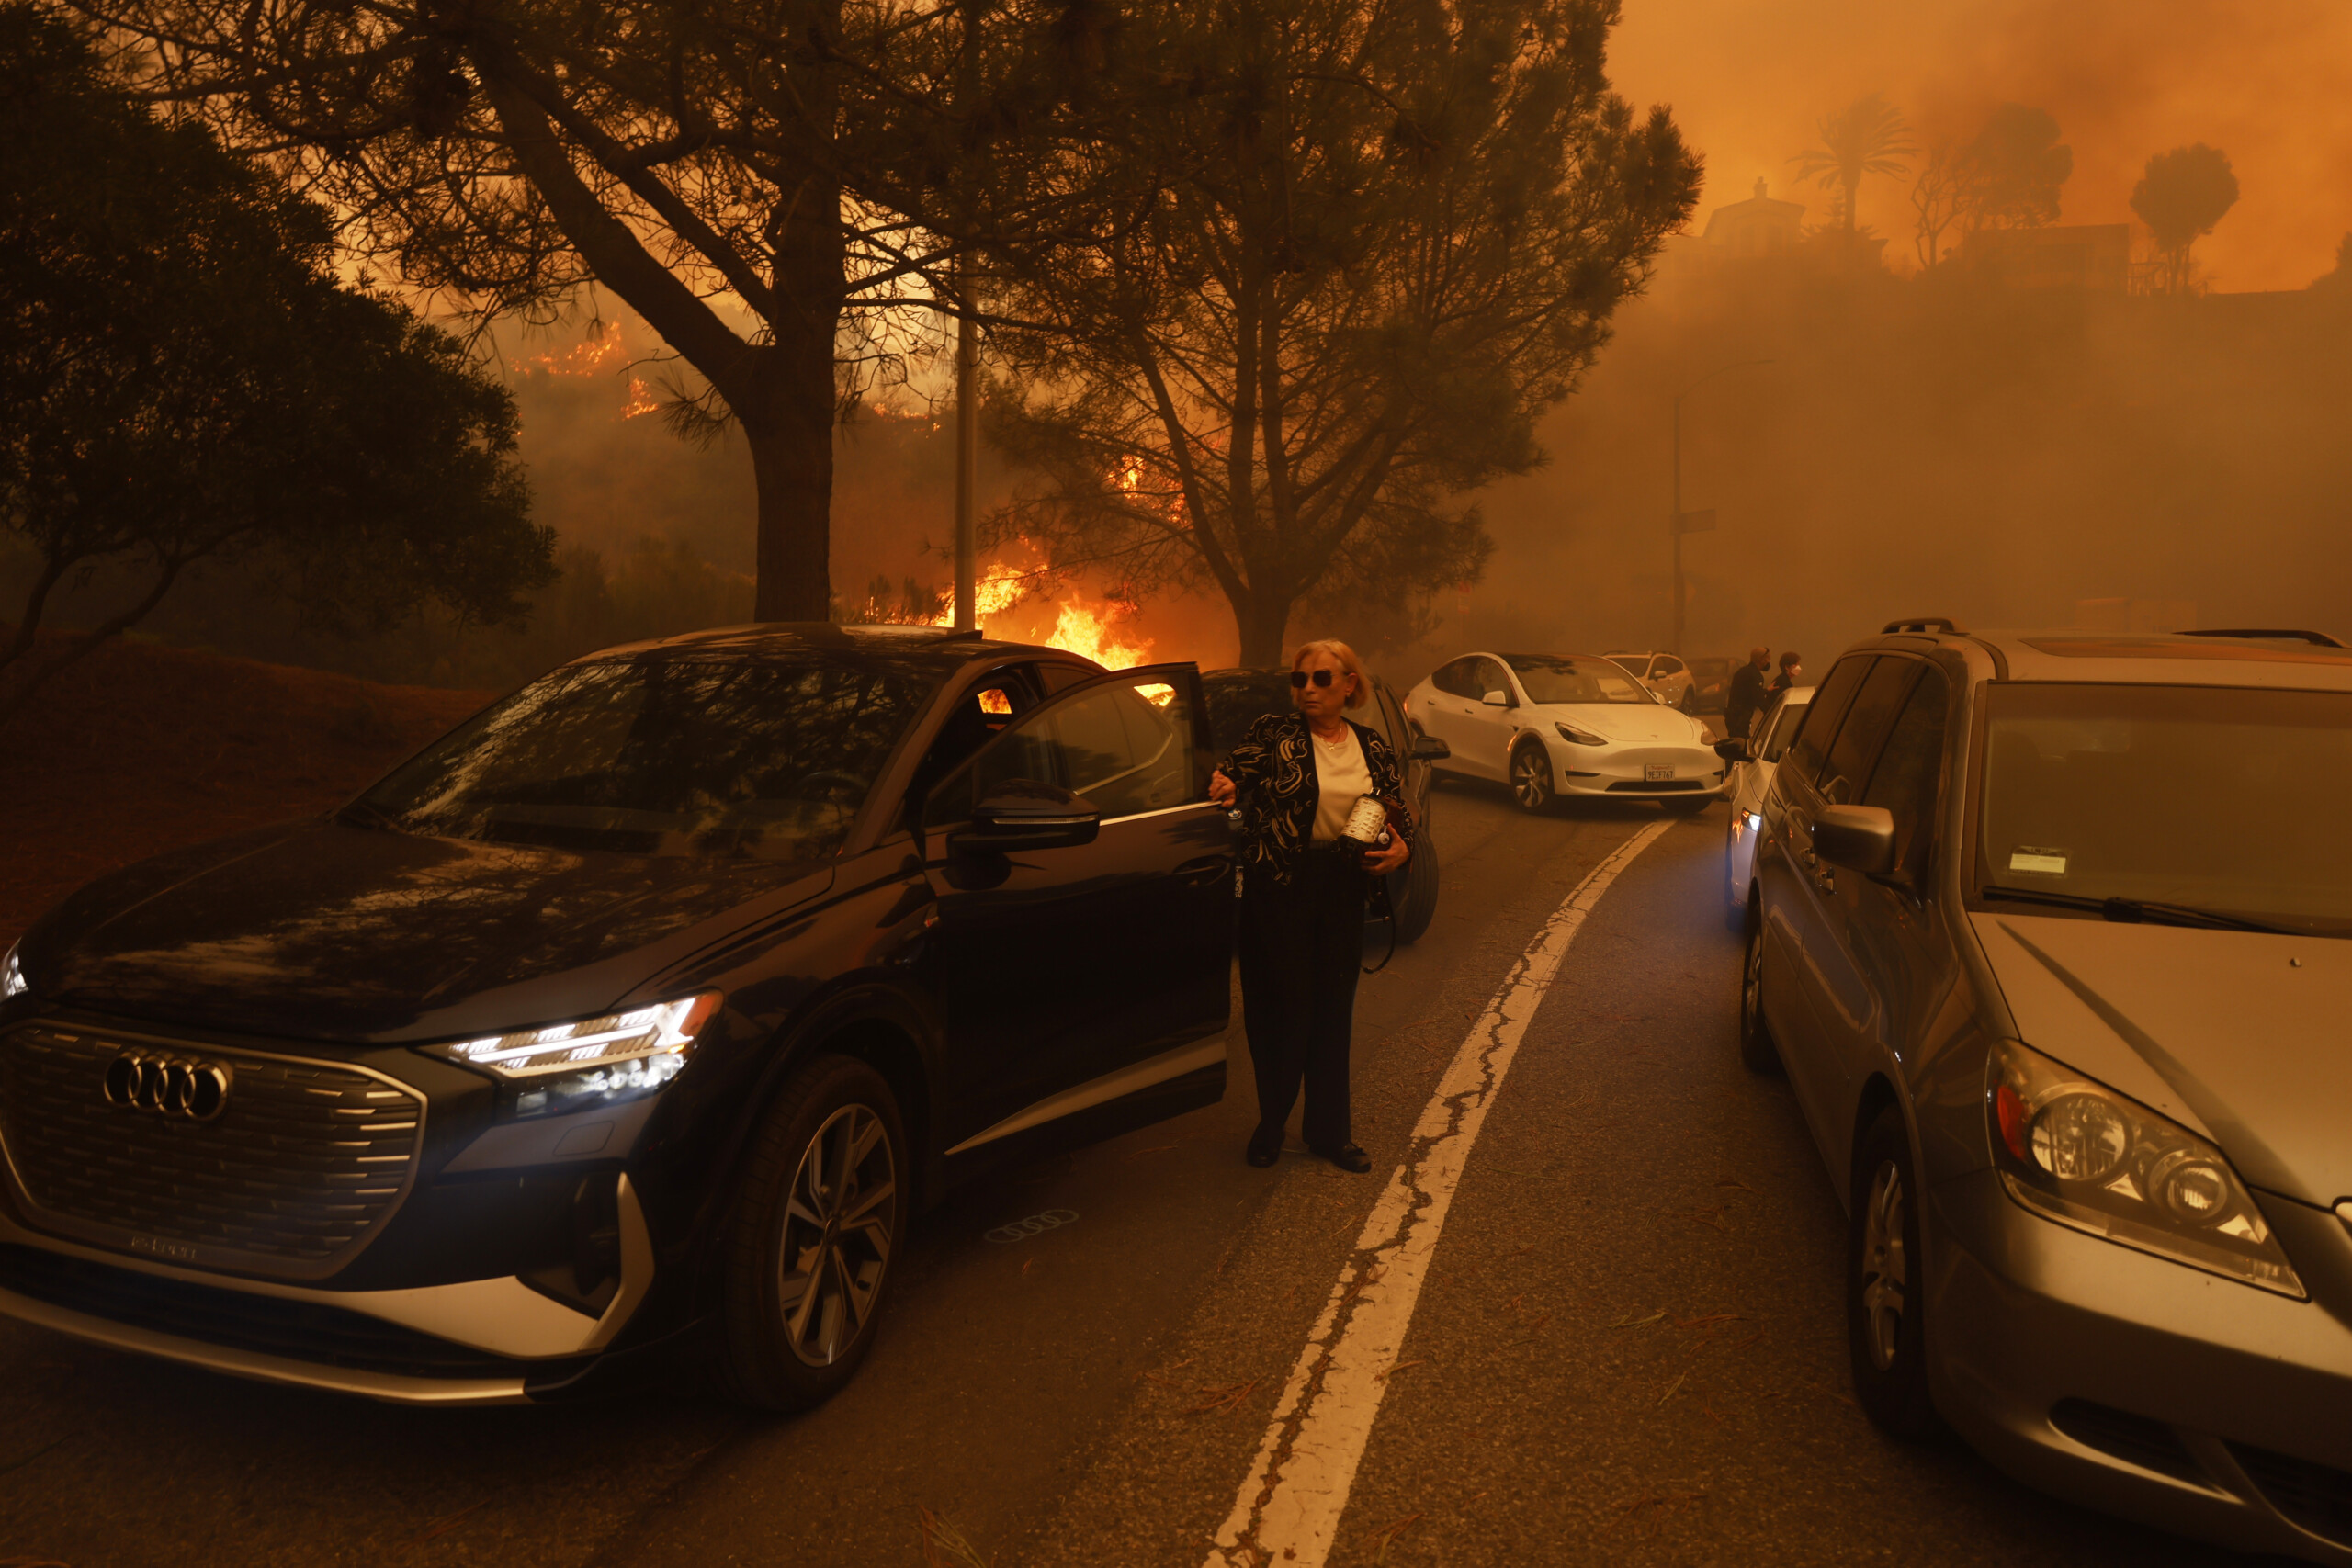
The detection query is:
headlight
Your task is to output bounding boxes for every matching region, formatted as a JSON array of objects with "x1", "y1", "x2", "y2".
[
  {"x1": 424, "y1": 992, "x2": 723, "y2": 1121},
  {"x1": 1986, "y1": 1039, "x2": 2302, "y2": 1297},
  {"x1": 1555, "y1": 721, "x2": 1606, "y2": 747},
  {"x1": 2, "y1": 943, "x2": 24, "y2": 1000}
]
